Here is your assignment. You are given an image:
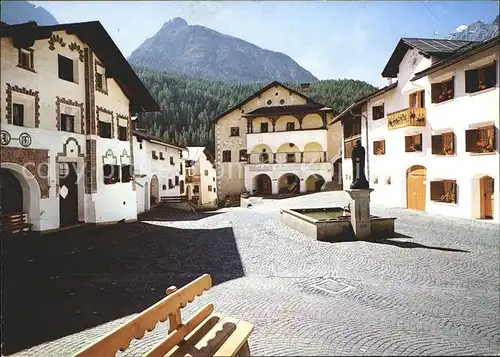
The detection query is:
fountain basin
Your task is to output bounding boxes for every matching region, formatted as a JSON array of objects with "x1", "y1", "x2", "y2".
[{"x1": 280, "y1": 207, "x2": 396, "y2": 242}]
